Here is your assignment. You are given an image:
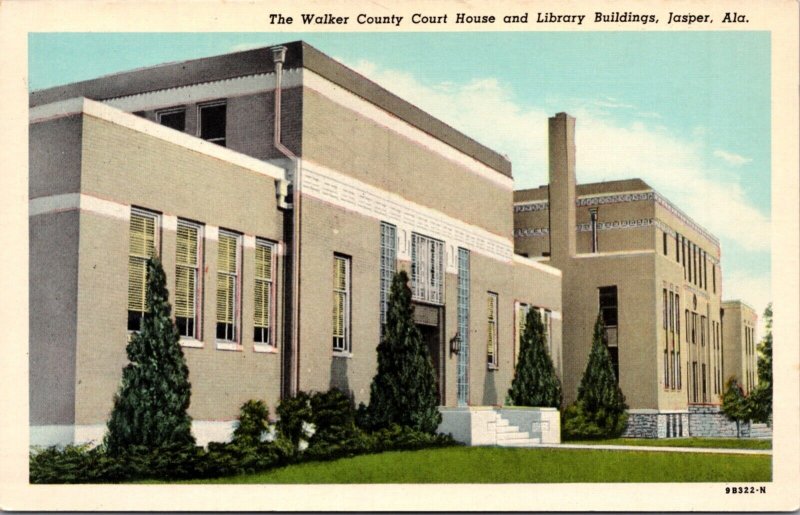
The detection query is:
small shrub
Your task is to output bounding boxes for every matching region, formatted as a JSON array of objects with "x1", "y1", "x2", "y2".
[
  {"x1": 231, "y1": 399, "x2": 270, "y2": 447},
  {"x1": 276, "y1": 392, "x2": 313, "y2": 446}
]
